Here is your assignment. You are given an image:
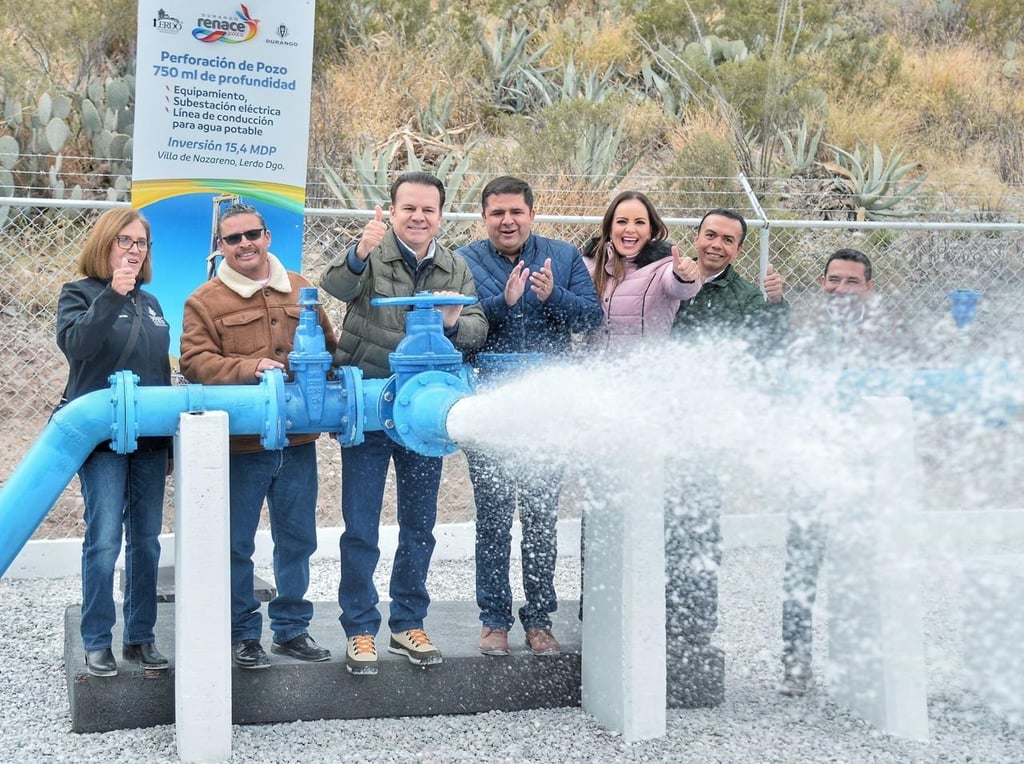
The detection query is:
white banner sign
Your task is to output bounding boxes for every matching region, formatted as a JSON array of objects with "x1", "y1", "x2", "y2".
[{"x1": 133, "y1": 0, "x2": 316, "y2": 356}]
